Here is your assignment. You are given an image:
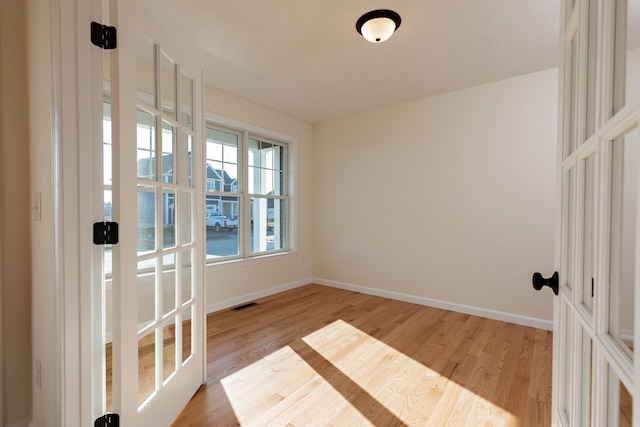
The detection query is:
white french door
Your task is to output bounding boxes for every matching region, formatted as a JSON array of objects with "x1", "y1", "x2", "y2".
[
  {"x1": 94, "y1": 0, "x2": 205, "y2": 425},
  {"x1": 552, "y1": 0, "x2": 639, "y2": 426}
]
